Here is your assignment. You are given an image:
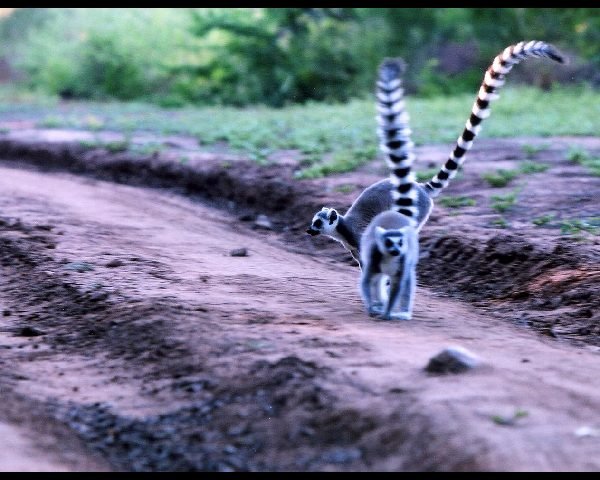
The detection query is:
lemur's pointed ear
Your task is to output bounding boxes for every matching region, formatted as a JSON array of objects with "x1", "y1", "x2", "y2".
[{"x1": 328, "y1": 209, "x2": 338, "y2": 224}]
